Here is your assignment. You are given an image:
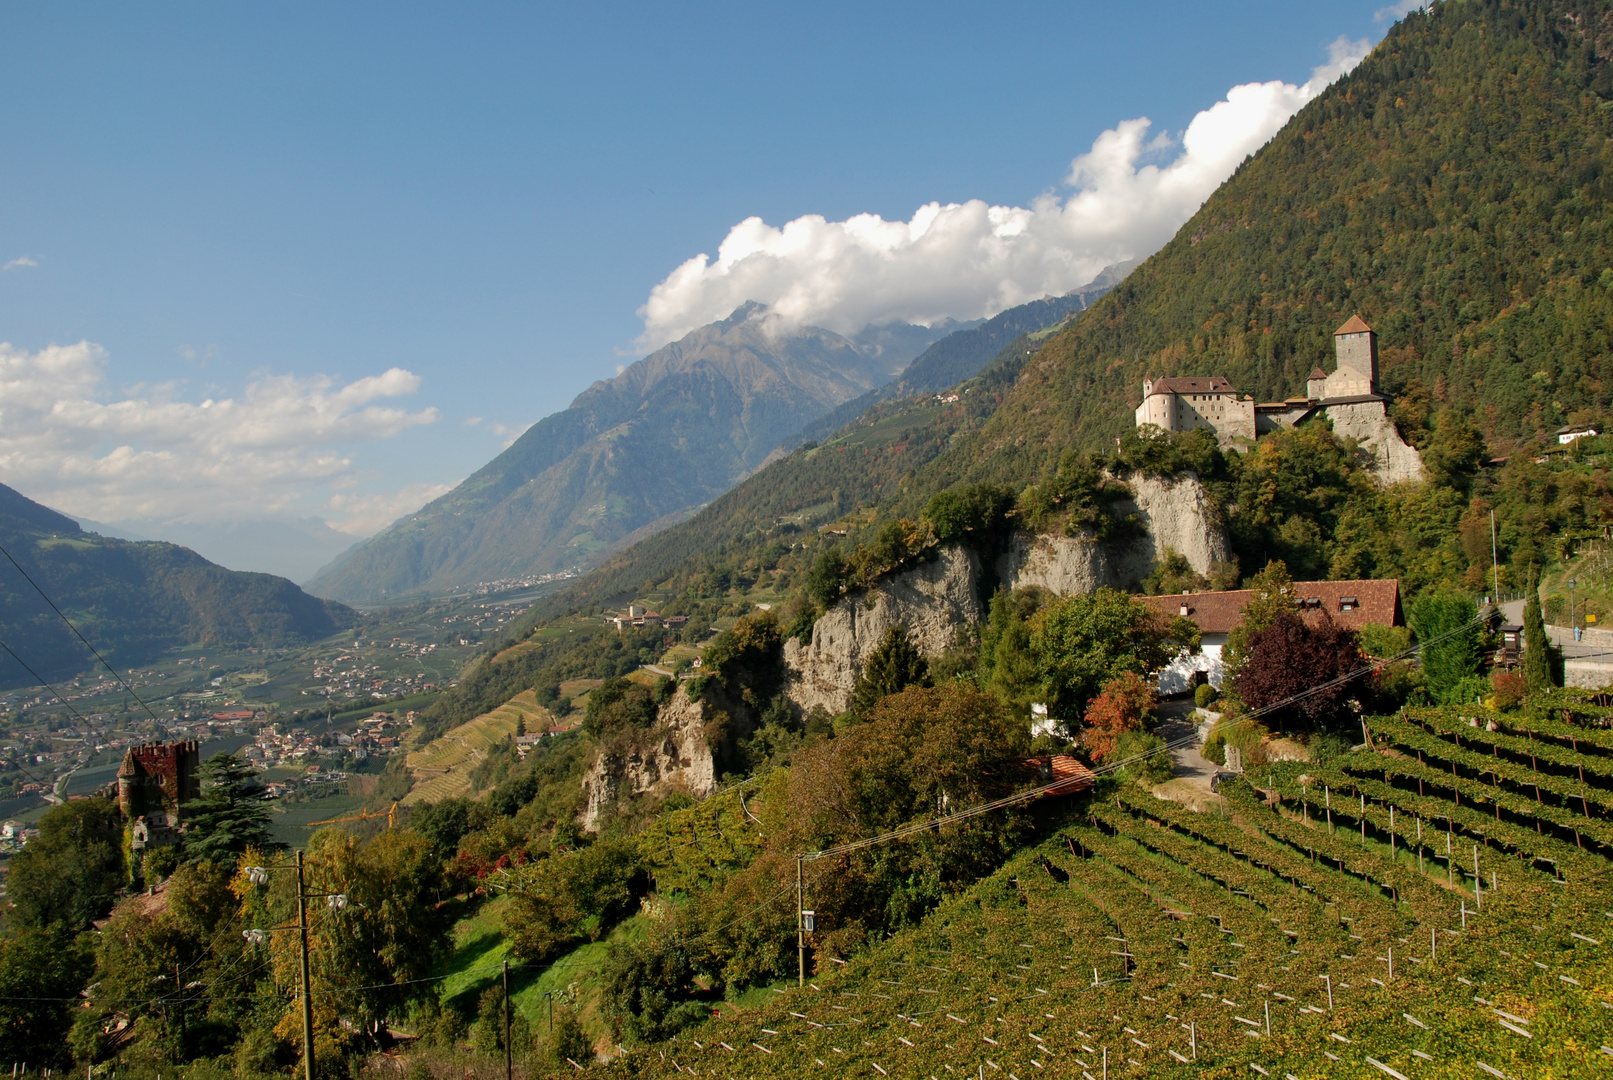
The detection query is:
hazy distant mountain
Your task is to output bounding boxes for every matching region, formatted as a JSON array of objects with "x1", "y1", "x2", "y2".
[
  {"x1": 73, "y1": 515, "x2": 361, "y2": 583},
  {"x1": 790, "y1": 263, "x2": 1136, "y2": 446},
  {"x1": 306, "y1": 303, "x2": 957, "y2": 604},
  {"x1": 0, "y1": 483, "x2": 353, "y2": 690}
]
